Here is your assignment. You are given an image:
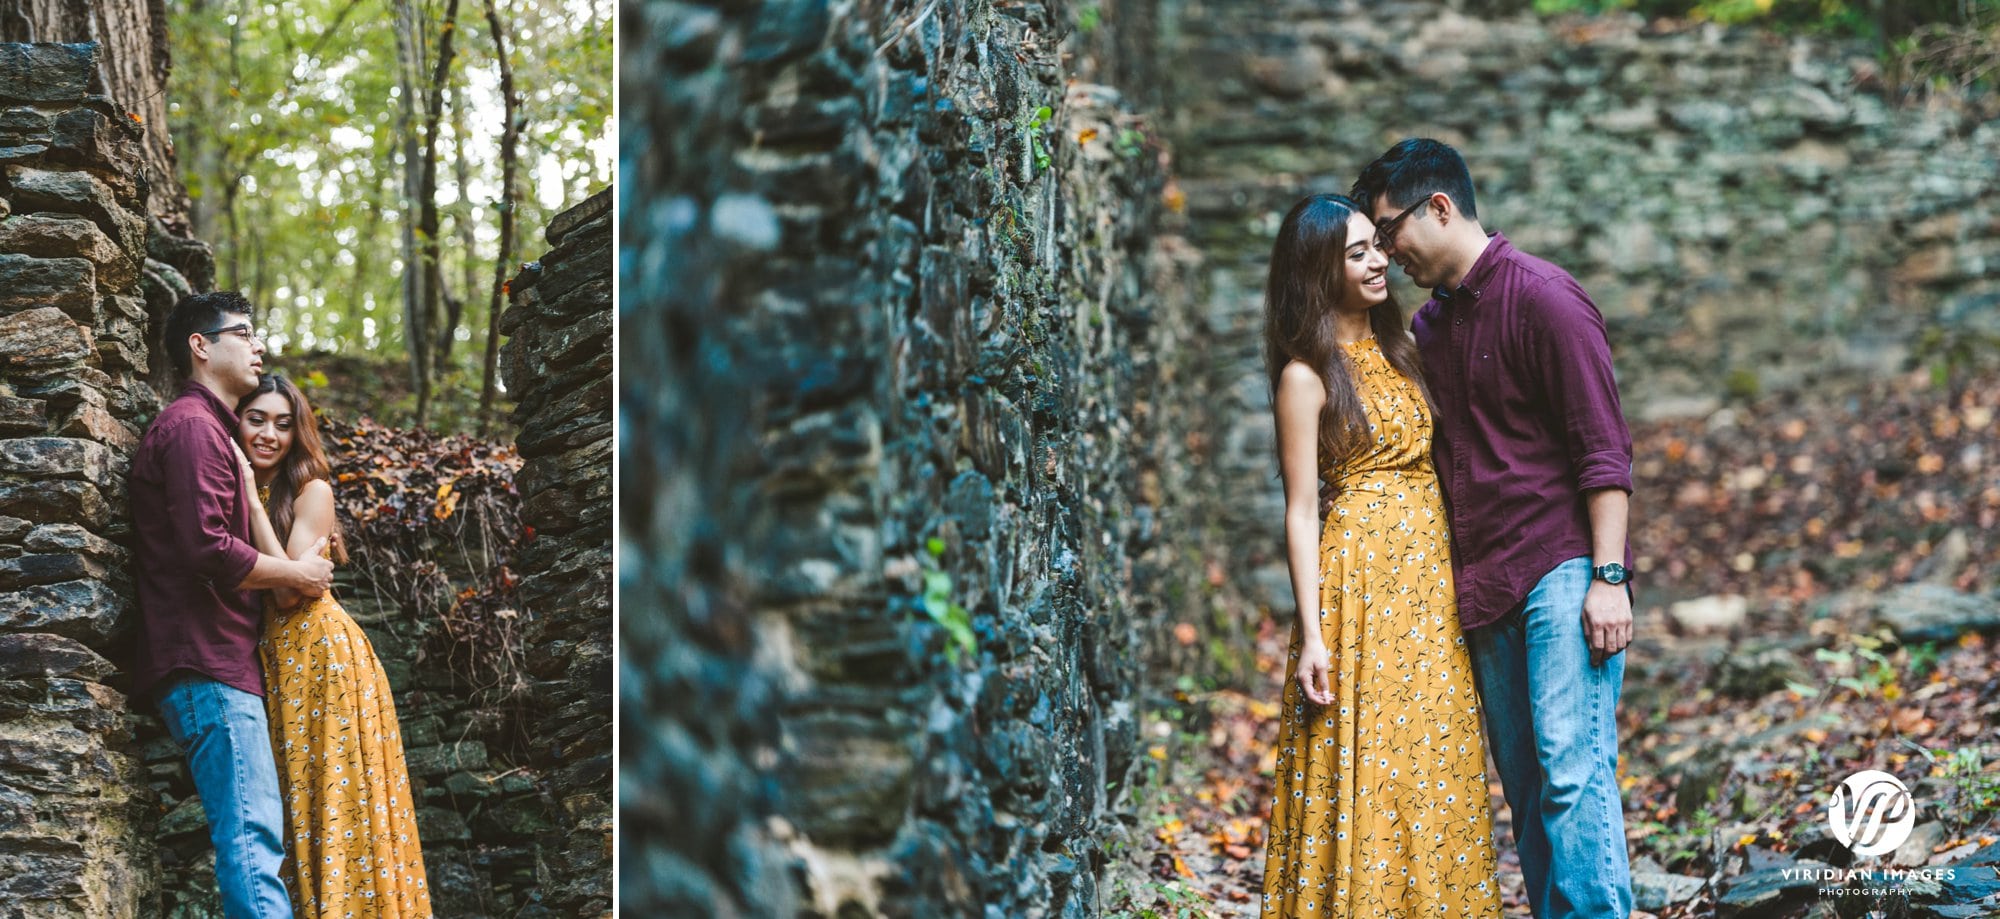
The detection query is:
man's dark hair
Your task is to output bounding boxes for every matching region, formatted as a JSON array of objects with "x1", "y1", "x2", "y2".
[
  {"x1": 1351, "y1": 138, "x2": 1479, "y2": 221},
  {"x1": 163, "y1": 291, "x2": 253, "y2": 379}
]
